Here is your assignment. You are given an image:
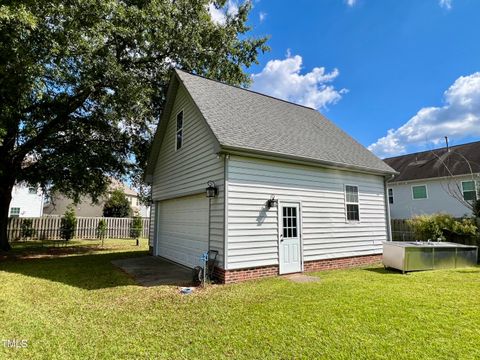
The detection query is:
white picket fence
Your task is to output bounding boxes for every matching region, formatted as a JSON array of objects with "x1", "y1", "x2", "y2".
[{"x1": 7, "y1": 216, "x2": 150, "y2": 241}]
